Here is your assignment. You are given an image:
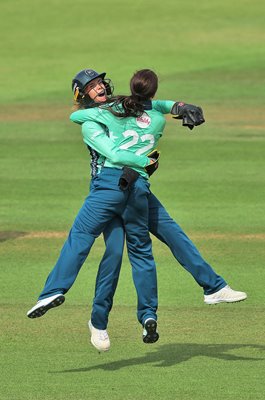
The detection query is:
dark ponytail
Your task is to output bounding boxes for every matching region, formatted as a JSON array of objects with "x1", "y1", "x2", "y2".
[{"x1": 106, "y1": 69, "x2": 158, "y2": 118}]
